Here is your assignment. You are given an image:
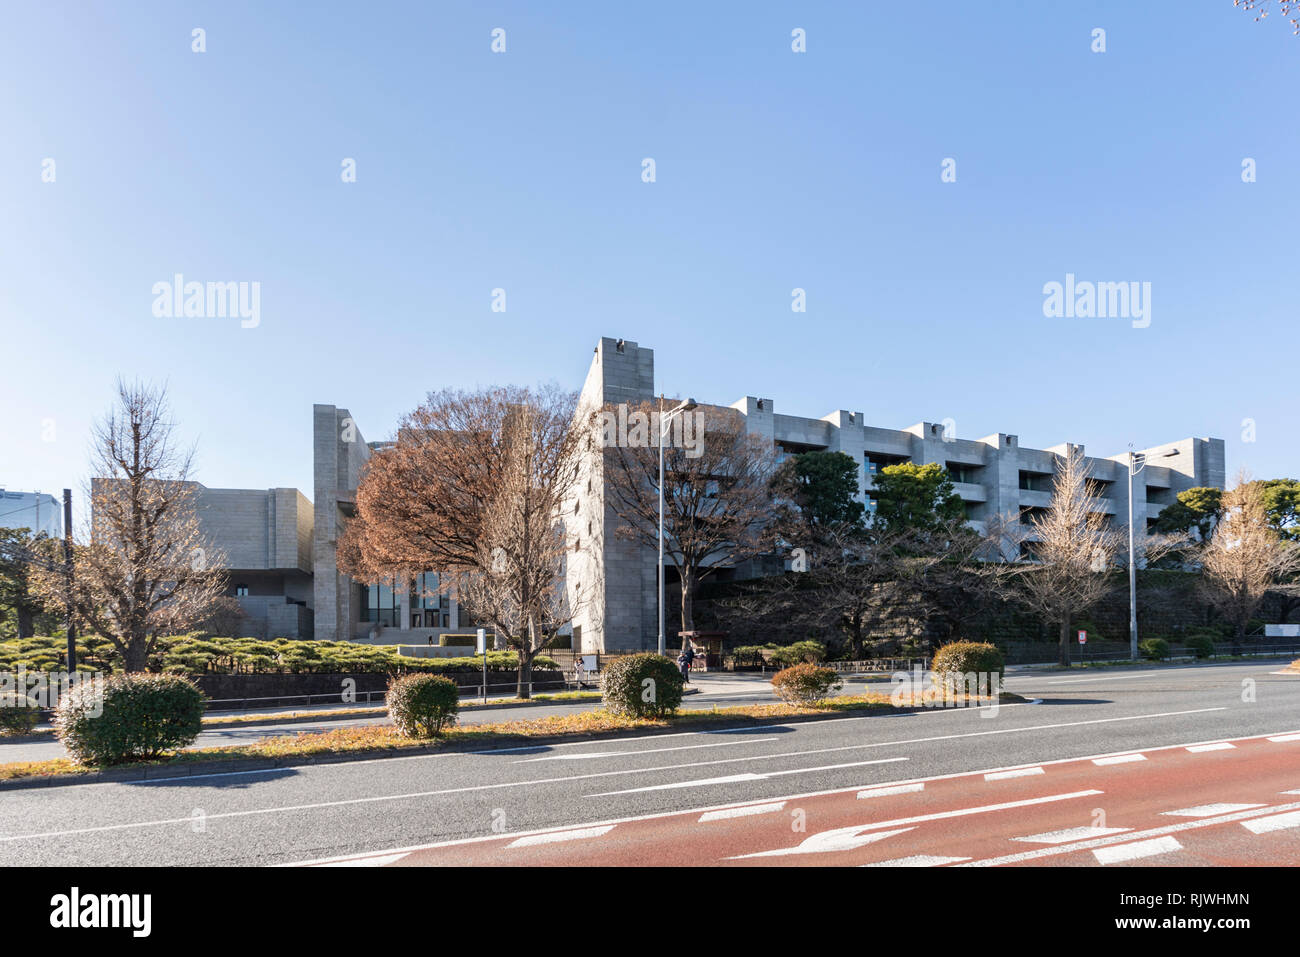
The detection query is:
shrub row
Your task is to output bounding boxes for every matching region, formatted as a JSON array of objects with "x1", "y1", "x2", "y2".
[{"x1": 0, "y1": 633, "x2": 554, "y2": 677}]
